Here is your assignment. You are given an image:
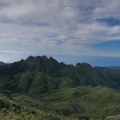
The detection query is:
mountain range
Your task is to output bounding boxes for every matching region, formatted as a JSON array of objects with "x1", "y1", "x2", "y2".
[
  {"x1": 0, "y1": 62, "x2": 6, "y2": 65},
  {"x1": 0, "y1": 56, "x2": 120, "y2": 119},
  {"x1": 110, "y1": 66, "x2": 120, "y2": 70}
]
